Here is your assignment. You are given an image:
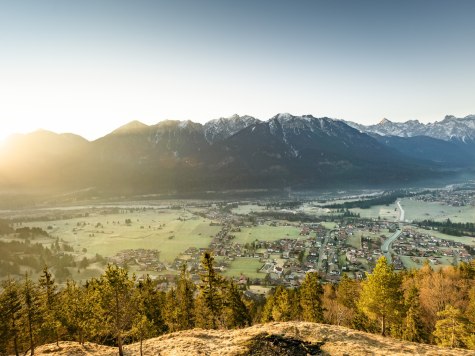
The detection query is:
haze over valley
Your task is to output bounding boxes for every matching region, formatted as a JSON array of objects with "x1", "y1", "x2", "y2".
[{"x1": 1, "y1": 1, "x2": 475, "y2": 355}]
